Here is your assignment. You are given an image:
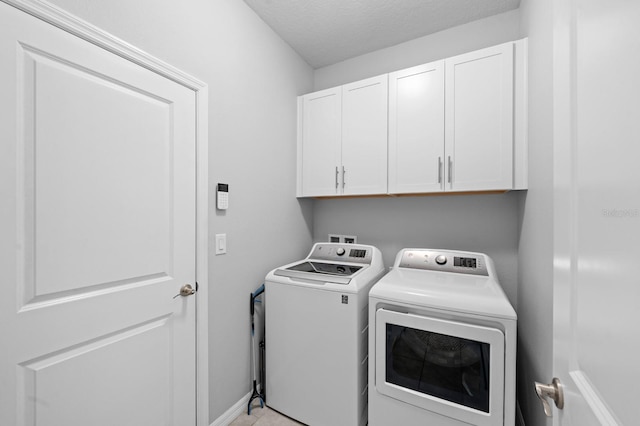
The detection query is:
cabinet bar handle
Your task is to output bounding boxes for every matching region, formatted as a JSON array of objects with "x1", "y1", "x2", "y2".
[
  {"x1": 448, "y1": 156, "x2": 452, "y2": 184},
  {"x1": 342, "y1": 166, "x2": 346, "y2": 188},
  {"x1": 438, "y1": 157, "x2": 443, "y2": 184},
  {"x1": 335, "y1": 166, "x2": 339, "y2": 189}
]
